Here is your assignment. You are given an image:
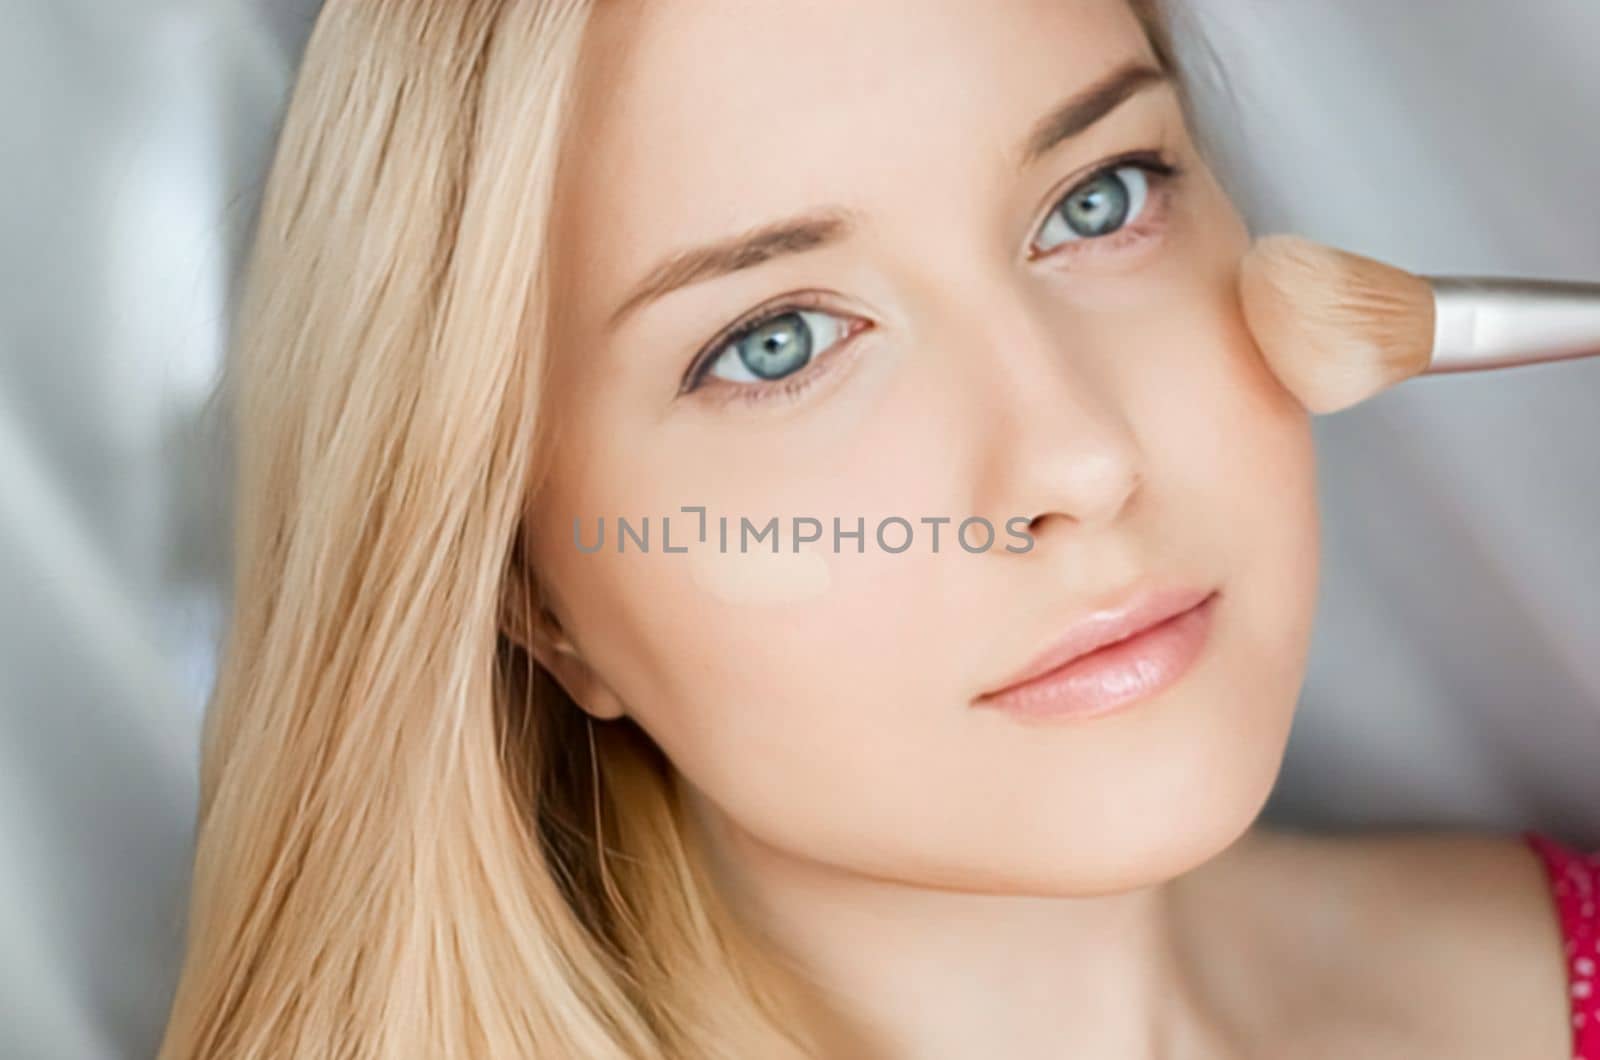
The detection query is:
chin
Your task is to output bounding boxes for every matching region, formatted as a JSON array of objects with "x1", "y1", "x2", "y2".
[
  {"x1": 1022, "y1": 780, "x2": 1281, "y2": 898},
  {"x1": 1115, "y1": 765, "x2": 1281, "y2": 888},
  {"x1": 962, "y1": 689, "x2": 1297, "y2": 897}
]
